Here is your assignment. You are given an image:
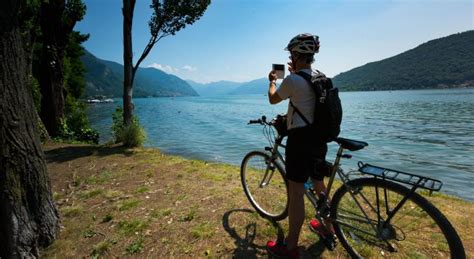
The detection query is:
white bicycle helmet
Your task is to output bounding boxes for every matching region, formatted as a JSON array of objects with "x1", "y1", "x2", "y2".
[{"x1": 285, "y1": 33, "x2": 320, "y2": 54}]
